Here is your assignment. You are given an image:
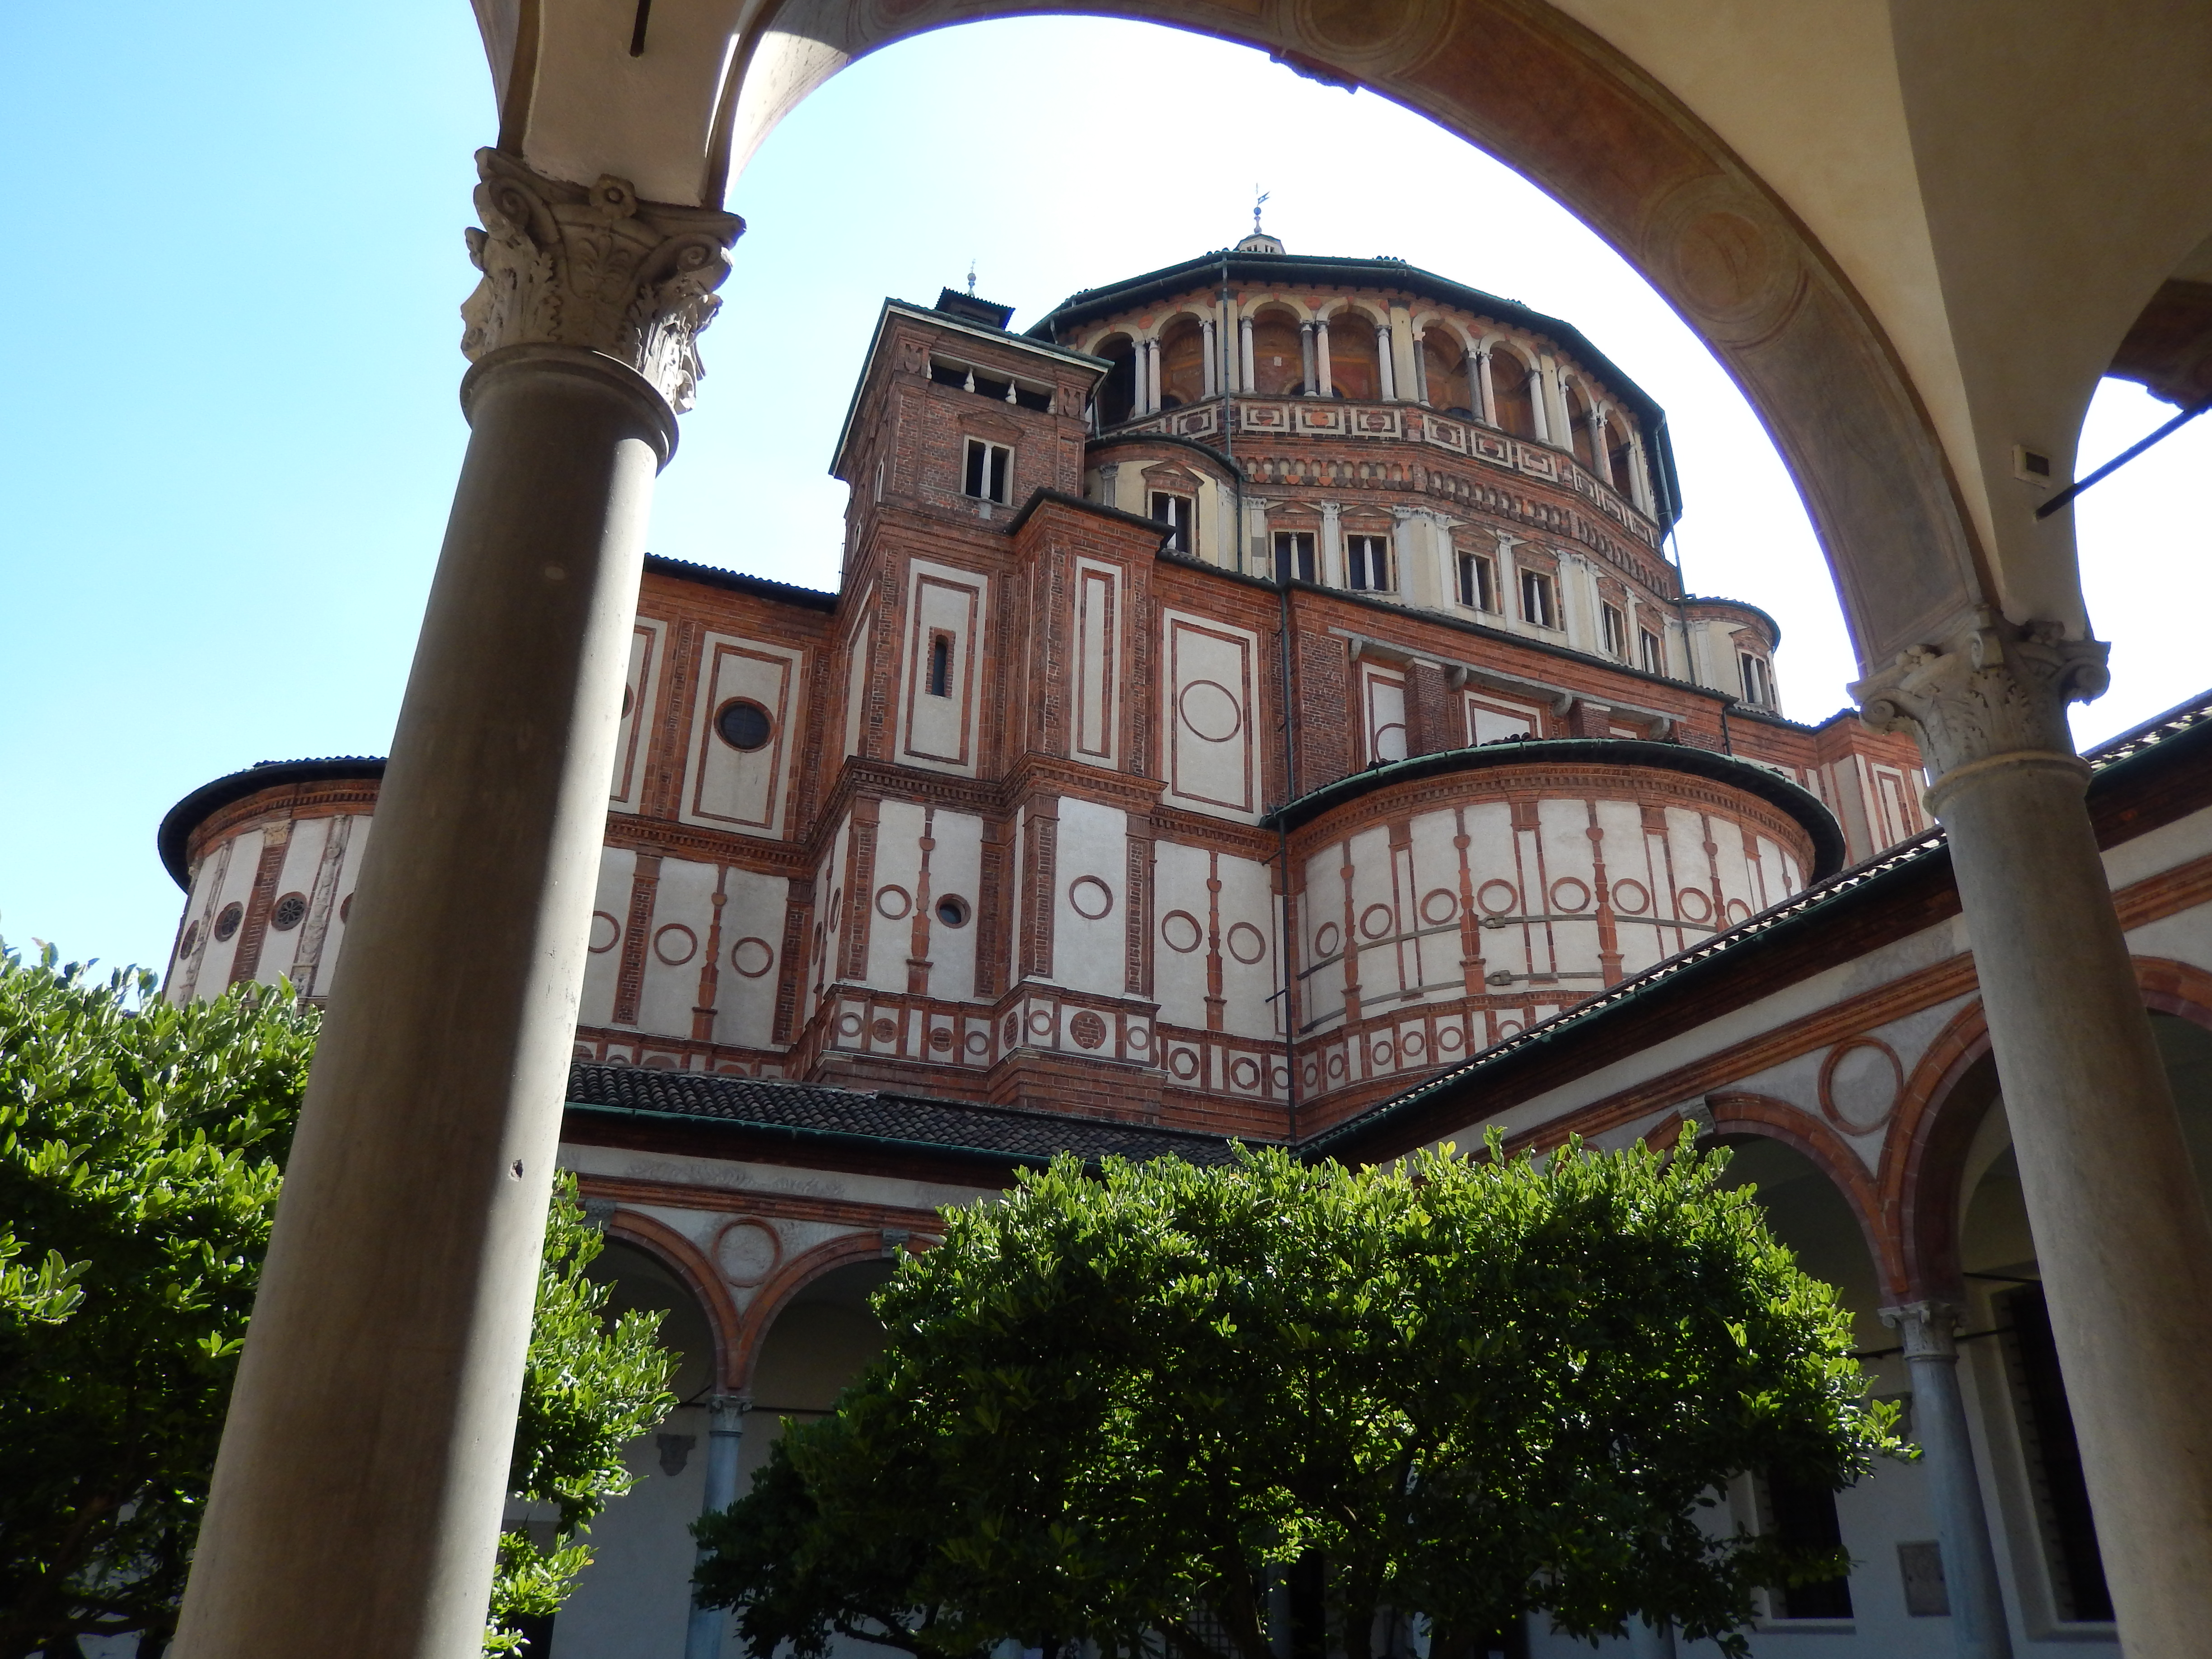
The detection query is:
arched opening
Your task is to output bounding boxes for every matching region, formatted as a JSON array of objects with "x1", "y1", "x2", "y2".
[
  {"x1": 1422, "y1": 332, "x2": 1472, "y2": 415},
  {"x1": 740, "y1": 1257, "x2": 894, "y2": 1480},
  {"x1": 546, "y1": 1236, "x2": 723, "y2": 1657},
  {"x1": 1325, "y1": 311, "x2": 1381, "y2": 400},
  {"x1": 1565, "y1": 381, "x2": 1598, "y2": 469},
  {"x1": 1247, "y1": 306, "x2": 1304, "y2": 398},
  {"x1": 1159, "y1": 315, "x2": 1205, "y2": 409},
  {"x1": 1093, "y1": 333, "x2": 1137, "y2": 427},
  {"x1": 1488, "y1": 347, "x2": 1537, "y2": 438},
  {"x1": 1715, "y1": 1134, "x2": 1886, "y2": 1624},
  {"x1": 1605, "y1": 413, "x2": 1636, "y2": 497}
]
